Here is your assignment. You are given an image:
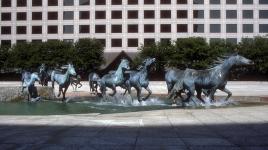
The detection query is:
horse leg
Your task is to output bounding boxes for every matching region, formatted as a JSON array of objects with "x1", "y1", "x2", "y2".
[
  {"x1": 52, "y1": 80, "x2": 54, "y2": 89},
  {"x1": 220, "y1": 87, "x2": 232, "y2": 101},
  {"x1": 166, "y1": 82, "x2": 173, "y2": 94},
  {"x1": 62, "y1": 86, "x2": 69, "y2": 102},
  {"x1": 136, "y1": 86, "x2": 142, "y2": 102},
  {"x1": 196, "y1": 88, "x2": 205, "y2": 103},
  {"x1": 142, "y1": 86, "x2": 152, "y2": 101},
  {"x1": 208, "y1": 88, "x2": 217, "y2": 103},
  {"x1": 58, "y1": 86, "x2": 62, "y2": 97},
  {"x1": 109, "y1": 84, "x2": 116, "y2": 96}
]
